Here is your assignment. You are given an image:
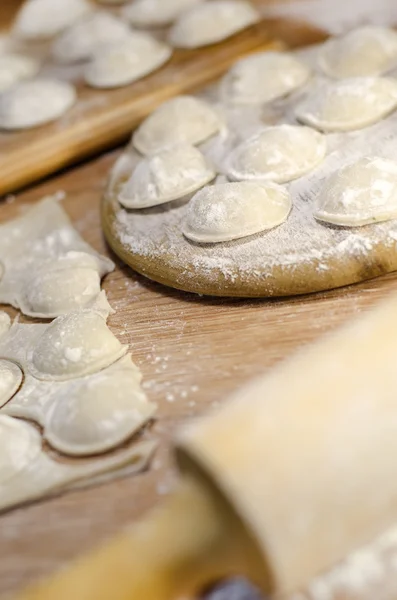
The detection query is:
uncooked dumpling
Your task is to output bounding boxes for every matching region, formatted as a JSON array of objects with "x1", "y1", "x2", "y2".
[
  {"x1": 0, "y1": 312, "x2": 10, "y2": 339},
  {"x1": 44, "y1": 356, "x2": 156, "y2": 456},
  {"x1": 169, "y1": 0, "x2": 260, "y2": 49},
  {"x1": 0, "y1": 416, "x2": 41, "y2": 484},
  {"x1": 0, "y1": 79, "x2": 76, "y2": 130},
  {"x1": 27, "y1": 309, "x2": 127, "y2": 381},
  {"x1": 296, "y1": 77, "x2": 397, "y2": 132},
  {"x1": 225, "y1": 125, "x2": 326, "y2": 184},
  {"x1": 221, "y1": 51, "x2": 311, "y2": 105},
  {"x1": 183, "y1": 181, "x2": 291, "y2": 243},
  {"x1": 133, "y1": 96, "x2": 222, "y2": 155},
  {"x1": 85, "y1": 33, "x2": 172, "y2": 89},
  {"x1": 52, "y1": 11, "x2": 131, "y2": 64},
  {"x1": 319, "y1": 26, "x2": 397, "y2": 79},
  {"x1": 123, "y1": 0, "x2": 202, "y2": 28},
  {"x1": 314, "y1": 157, "x2": 397, "y2": 227},
  {"x1": 0, "y1": 361, "x2": 23, "y2": 409},
  {"x1": 13, "y1": 0, "x2": 91, "y2": 41},
  {"x1": 0, "y1": 54, "x2": 40, "y2": 93},
  {"x1": 118, "y1": 144, "x2": 216, "y2": 209}
]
